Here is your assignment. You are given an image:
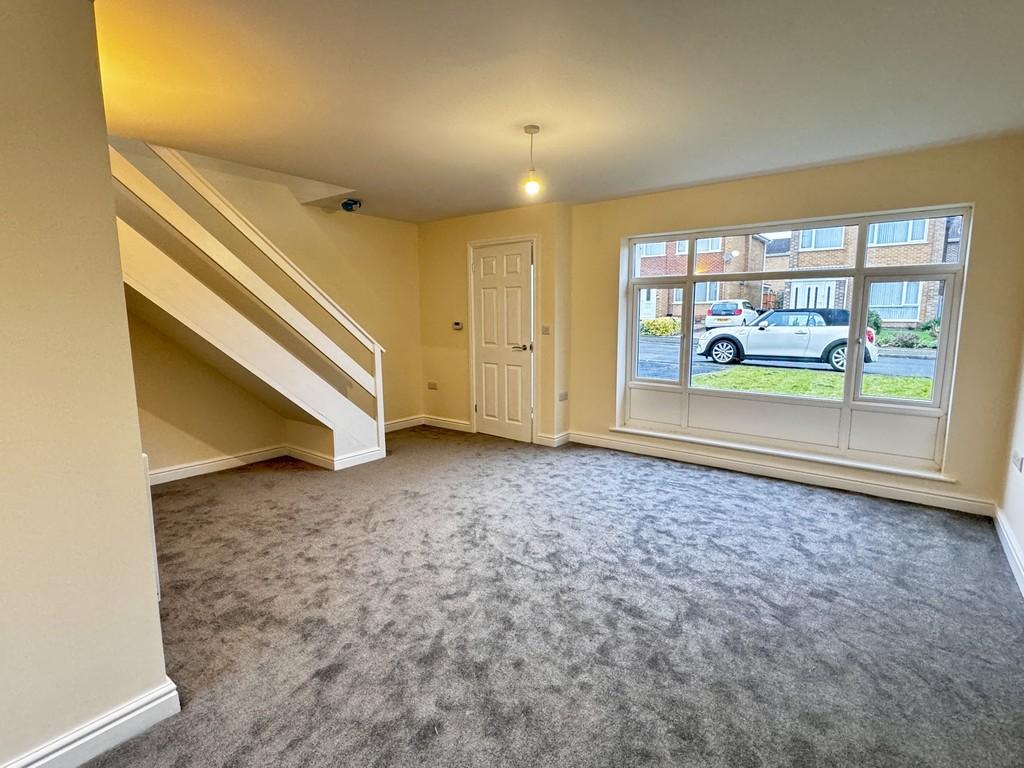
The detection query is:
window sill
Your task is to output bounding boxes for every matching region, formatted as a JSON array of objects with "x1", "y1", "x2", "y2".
[{"x1": 610, "y1": 425, "x2": 954, "y2": 483}]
